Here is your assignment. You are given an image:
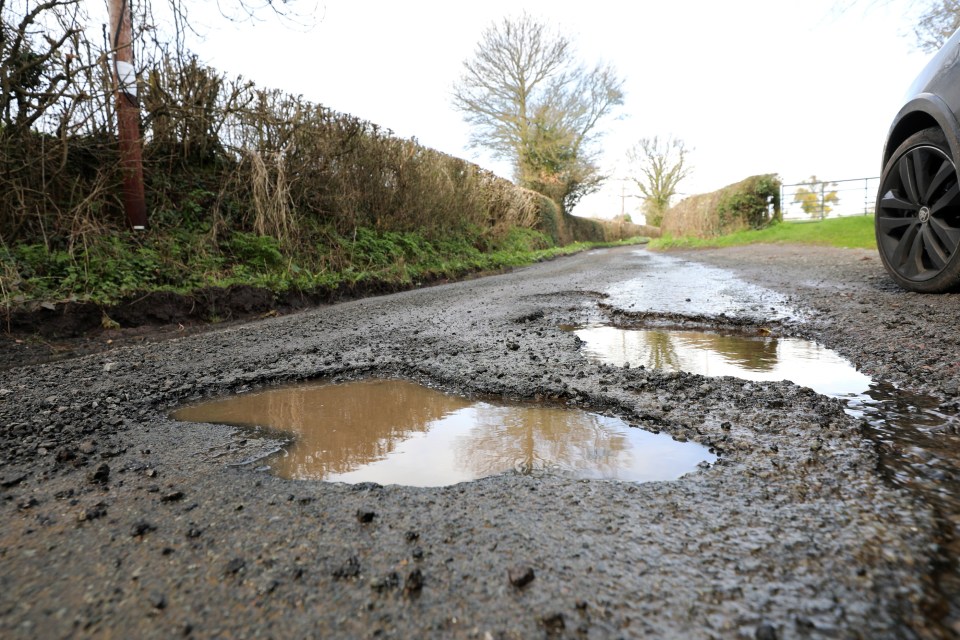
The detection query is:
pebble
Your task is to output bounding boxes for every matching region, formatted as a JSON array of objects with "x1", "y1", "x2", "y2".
[
  {"x1": 225, "y1": 558, "x2": 246, "y2": 575},
  {"x1": 508, "y1": 566, "x2": 535, "y2": 588},
  {"x1": 332, "y1": 556, "x2": 361, "y2": 580},
  {"x1": 404, "y1": 569, "x2": 424, "y2": 595},
  {"x1": 88, "y1": 463, "x2": 110, "y2": 484},
  {"x1": 541, "y1": 613, "x2": 565, "y2": 635},
  {"x1": 149, "y1": 593, "x2": 167, "y2": 610}
]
